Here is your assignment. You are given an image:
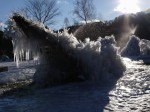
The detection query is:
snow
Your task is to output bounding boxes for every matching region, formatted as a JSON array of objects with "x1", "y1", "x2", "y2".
[
  {"x1": 0, "y1": 61, "x2": 36, "y2": 85},
  {"x1": 0, "y1": 58, "x2": 149, "y2": 112},
  {"x1": 139, "y1": 39, "x2": 150, "y2": 56},
  {"x1": 106, "y1": 58, "x2": 150, "y2": 111}
]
